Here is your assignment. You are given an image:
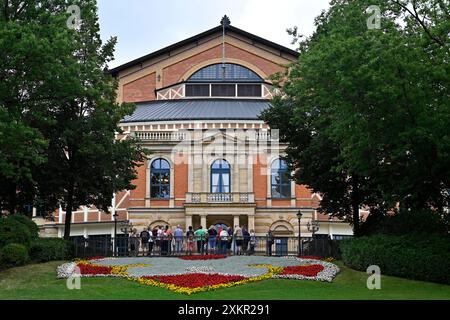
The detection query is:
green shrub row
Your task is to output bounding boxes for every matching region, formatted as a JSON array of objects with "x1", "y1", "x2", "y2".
[
  {"x1": 0, "y1": 215, "x2": 72, "y2": 269},
  {"x1": 340, "y1": 234, "x2": 450, "y2": 285}
]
